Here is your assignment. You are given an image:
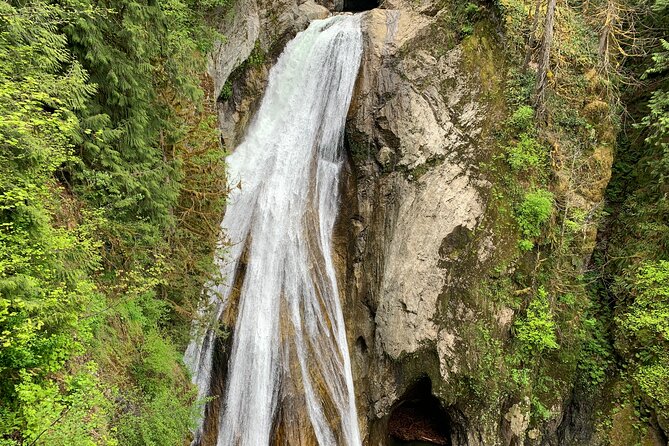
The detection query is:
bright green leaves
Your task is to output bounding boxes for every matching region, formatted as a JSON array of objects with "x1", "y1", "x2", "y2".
[
  {"x1": 0, "y1": 0, "x2": 100, "y2": 377},
  {"x1": 516, "y1": 189, "x2": 554, "y2": 238},
  {"x1": 0, "y1": 0, "x2": 223, "y2": 442},
  {"x1": 114, "y1": 387, "x2": 197, "y2": 446},
  {"x1": 0, "y1": 2, "x2": 111, "y2": 443},
  {"x1": 632, "y1": 362, "x2": 669, "y2": 413},
  {"x1": 498, "y1": 105, "x2": 554, "y2": 251},
  {"x1": 515, "y1": 189, "x2": 553, "y2": 250},
  {"x1": 505, "y1": 133, "x2": 546, "y2": 173},
  {"x1": 504, "y1": 105, "x2": 545, "y2": 175},
  {"x1": 617, "y1": 261, "x2": 669, "y2": 344},
  {"x1": 507, "y1": 104, "x2": 535, "y2": 132},
  {"x1": 515, "y1": 287, "x2": 560, "y2": 354},
  {"x1": 8, "y1": 365, "x2": 116, "y2": 446},
  {"x1": 614, "y1": 261, "x2": 669, "y2": 412},
  {"x1": 503, "y1": 105, "x2": 546, "y2": 176}
]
